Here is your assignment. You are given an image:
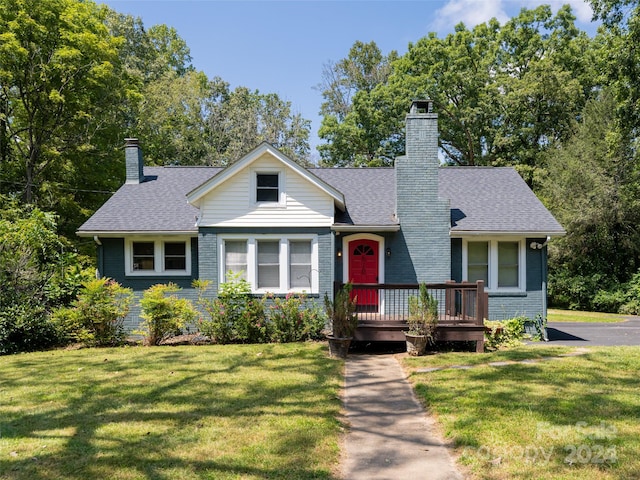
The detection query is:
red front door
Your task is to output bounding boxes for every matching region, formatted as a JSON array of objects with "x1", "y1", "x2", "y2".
[{"x1": 348, "y1": 239, "x2": 379, "y2": 312}]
